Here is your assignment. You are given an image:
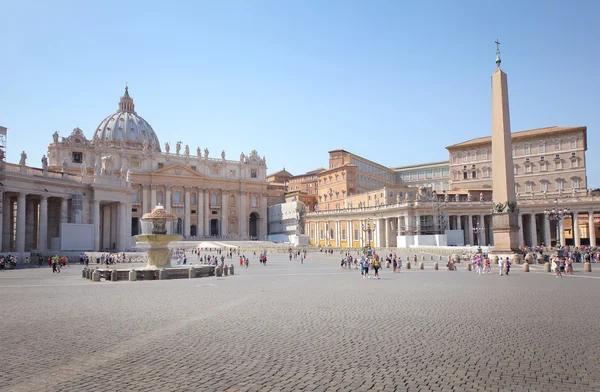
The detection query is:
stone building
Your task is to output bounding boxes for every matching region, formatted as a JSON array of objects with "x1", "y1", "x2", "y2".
[{"x1": 2, "y1": 86, "x2": 270, "y2": 253}]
